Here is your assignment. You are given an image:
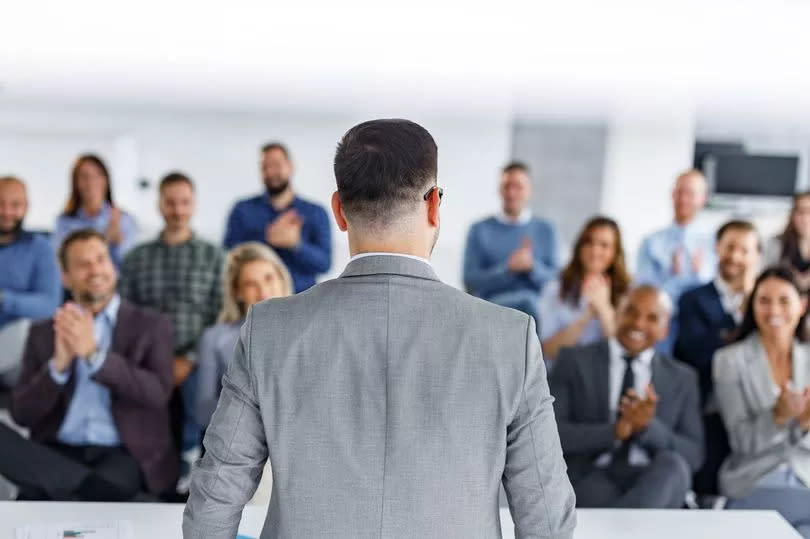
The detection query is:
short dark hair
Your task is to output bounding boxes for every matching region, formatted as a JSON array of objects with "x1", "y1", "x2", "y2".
[
  {"x1": 261, "y1": 142, "x2": 291, "y2": 161},
  {"x1": 334, "y1": 119, "x2": 438, "y2": 228},
  {"x1": 159, "y1": 171, "x2": 194, "y2": 192},
  {"x1": 502, "y1": 161, "x2": 530, "y2": 175},
  {"x1": 58, "y1": 228, "x2": 107, "y2": 269},
  {"x1": 716, "y1": 219, "x2": 761, "y2": 251}
]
